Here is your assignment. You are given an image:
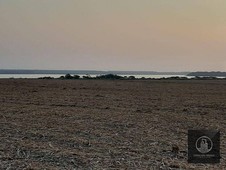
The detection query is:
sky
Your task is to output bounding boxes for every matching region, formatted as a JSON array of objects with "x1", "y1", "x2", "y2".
[{"x1": 0, "y1": 0, "x2": 226, "y2": 71}]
